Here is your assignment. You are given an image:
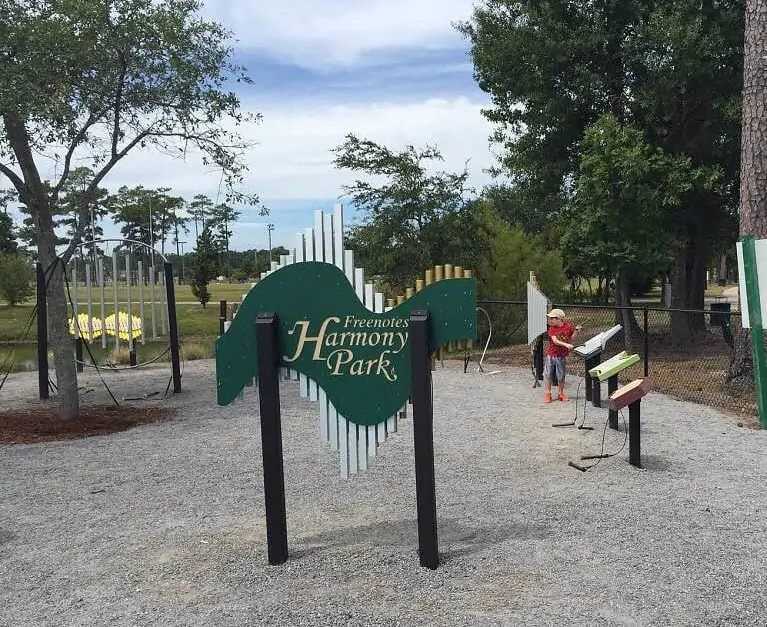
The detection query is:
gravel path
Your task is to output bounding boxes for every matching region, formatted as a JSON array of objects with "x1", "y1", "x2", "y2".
[{"x1": 1, "y1": 360, "x2": 766, "y2": 626}]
